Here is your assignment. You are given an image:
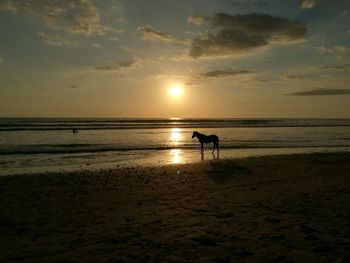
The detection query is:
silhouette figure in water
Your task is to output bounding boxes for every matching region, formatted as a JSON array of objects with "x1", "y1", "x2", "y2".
[
  {"x1": 72, "y1": 128, "x2": 78, "y2": 134},
  {"x1": 192, "y1": 131, "x2": 219, "y2": 159}
]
